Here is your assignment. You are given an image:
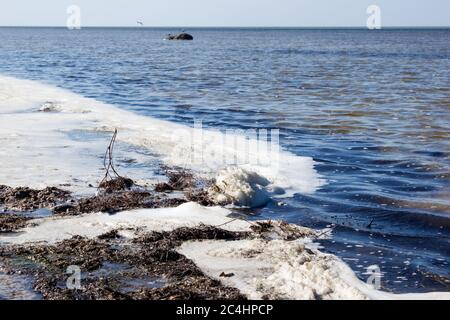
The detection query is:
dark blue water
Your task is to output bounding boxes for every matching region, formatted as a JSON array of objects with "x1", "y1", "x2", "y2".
[{"x1": 0, "y1": 27, "x2": 449, "y2": 293}]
